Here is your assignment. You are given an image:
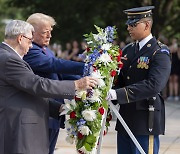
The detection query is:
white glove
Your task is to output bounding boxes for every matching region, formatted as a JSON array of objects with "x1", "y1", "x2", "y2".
[{"x1": 107, "y1": 89, "x2": 117, "y2": 101}]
